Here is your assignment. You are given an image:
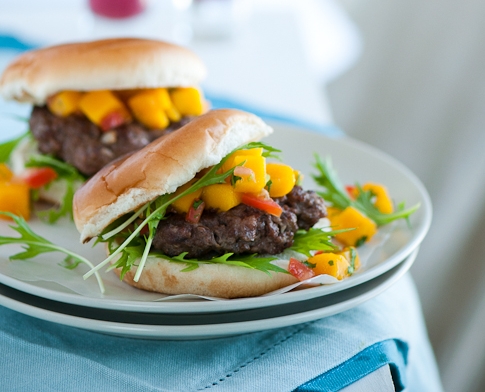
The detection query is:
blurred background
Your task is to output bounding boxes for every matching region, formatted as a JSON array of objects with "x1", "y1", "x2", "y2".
[{"x1": 1, "y1": 1, "x2": 484, "y2": 390}]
